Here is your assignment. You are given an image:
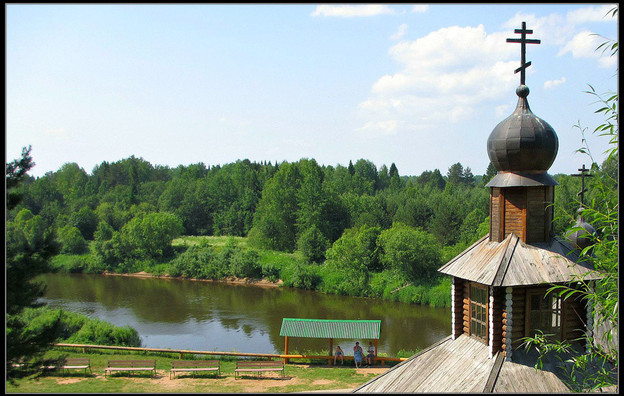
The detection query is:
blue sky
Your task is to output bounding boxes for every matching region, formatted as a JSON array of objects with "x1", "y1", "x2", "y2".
[{"x1": 6, "y1": 4, "x2": 618, "y2": 178}]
